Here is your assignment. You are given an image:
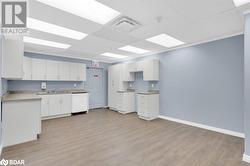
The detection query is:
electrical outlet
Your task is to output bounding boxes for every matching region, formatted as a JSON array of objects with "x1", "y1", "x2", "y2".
[
  {"x1": 74, "y1": 83, "x2": 77, "y2": 88},
  {"x1": 151, "y1": 84, "x2": 154, "y2": 88},
  {"x1": 41, "y1": 82, "x2": 47, "y2": 90}
]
